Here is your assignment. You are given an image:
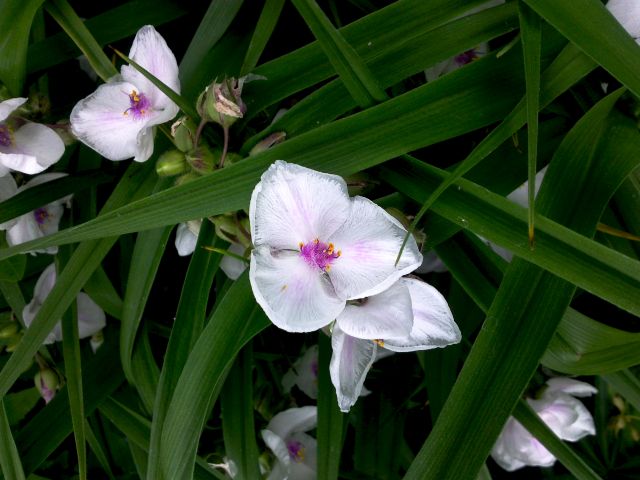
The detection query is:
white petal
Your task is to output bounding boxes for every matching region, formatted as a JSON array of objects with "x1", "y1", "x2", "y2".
[
  {"x1": 11, "y1": 123, "x2": 65, "y2": 171},
  {"x1": 545, "y1": 377, "x2": 597, "y2": 398},
  {"x1": 261, "y1": 429, "x2": 291, "y2": 475},
  {"x1": 6, "y1": 216, "x2": 42, "y2": 247},
  {"x1": 329, "y1": 324, "x2": 376, "y2": 412},
  {"x1": 250, "y1": 246, "x2": 345, "y2": 332},
  {"x1": 134, "y1": 126, "x2": 156, "y2": 162},
  {"x1": 266, "y1": 406, "x2": 318, "y2": 440},
  {"x1": 0, "y1": 98, "x2": 27, "y2": 122},
  {"x1": 121, "y1": 25, "x2": 180, "y2": 111},
  {"x1": 383, "y1": 278, "x2": 460, "y2": 352},
  {"x1": 607, "y1": 0, "x2": 640, "y2": 39},
  {"x1": 289, "y1": 432, "x2": 318, "y2": 479},
  {"x1": 175, "y1": 223, "x2": 198, "y2": 256},
  {"x1": 531, "y1": 393, "x2": 596, "y2": 442},
  {"x1": 336, "y1": 280, "x2": 413, "y2": 340},
  {"x1": 0, "y1": 174, "x2": 18, "y2": 202},
  {"x1": 76, "y1": 292, "x2": 106, "y2": 339},
  {"x1": 282, "y1": 345, "x2": 319, "y2": 399},
  {"x1": 327, "y1": 197, "x2": 422, "y2": 300},
  {"x1": 415, "y1": 250, "x2": 448, "y2": 274},
  {"x1": 23, "y1": 264, "x2": 59, "y2": 344},
  {"x1": 220, "y1": 242, "x2": 248, "y2": 280},
  {"x1": 490, "y1": 418, "x2": 529, "y2": 472},
  {"x1": 250, "y1": 160, "x2": 350, "y2": 250},
  {"x1": 506, "y1": 166, "x2": 548, "y2": 208},
  {"x1": 70, "y1": 81, "x2": 149, "y2": 161}
]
